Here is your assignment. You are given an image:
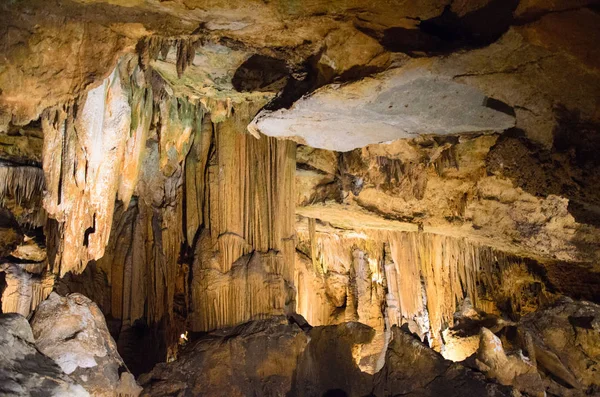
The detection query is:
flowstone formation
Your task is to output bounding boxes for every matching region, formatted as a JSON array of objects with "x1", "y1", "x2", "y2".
[{"x1": 0, "y1": 0, "x2": 599, "y2": 396}]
